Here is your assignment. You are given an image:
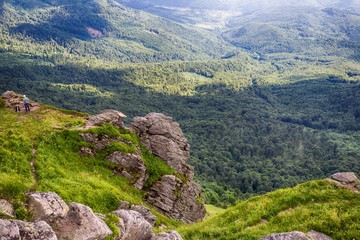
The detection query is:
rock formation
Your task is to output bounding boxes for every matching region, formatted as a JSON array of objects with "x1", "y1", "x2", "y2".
[
  {"x1": 130, "y1": 113, "x2": 206, "y2": 222},
  {"x1": 0, "y1": 199, "x2": 14, "y2": 218},
  {"x1": 1, "y1": 91, "x2": 41, "y2": 112},
  {"x1": 146, "y1": 175, "x2": 206, "y2": 223},
  {"x1": 86, "y1": 109, "x2": 127, "y2": 129},
  {"x1": 117, "y1": 201, "x2": 156, "y2": 227},
  {"x1": 112, "y1": 209, "x2": 154, "y2": 240},
  {"x1": 327, "y1": 172, "x2": 360, "y2": 193},
  {"x1": 14, "y1": 220, "x2": 58, "y2": 240},
  {"x1": 52, "y1": 203, "x2": 112, "y2": 240},
  {"x1": 130, "y1": 113, "x2": 194, "y2": 179},
  {"x1": 153, "y1": 230, "x2": 183, "y2": 240},
  {"x1": 107, "y1": 152, "x2": 148, "y2": 190},
  {"x1": 259, "y1": 230, "x2": 333, "y2": 240}
]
